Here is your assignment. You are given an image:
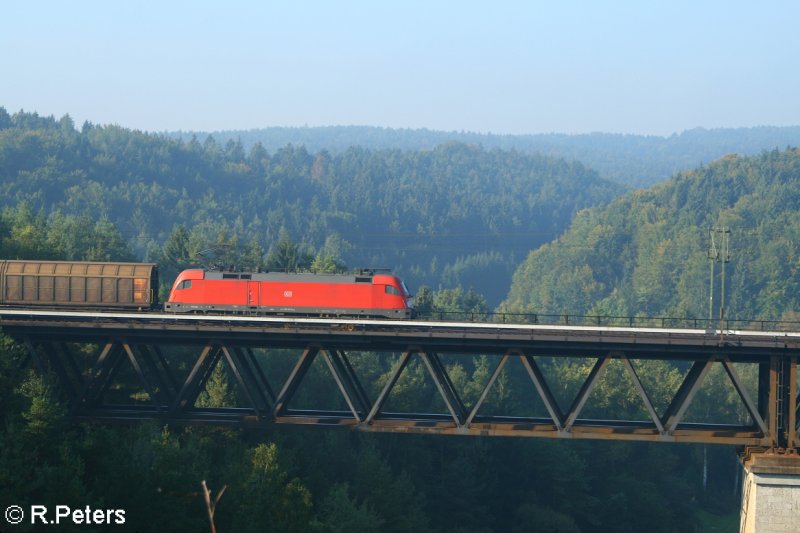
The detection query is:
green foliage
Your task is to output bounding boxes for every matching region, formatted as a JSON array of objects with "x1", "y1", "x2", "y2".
[
  {"x1": 265, "y1": 228, "x2": 314, "y2": 272},
  {"x1": 233, "y1": 443, "x2": 314, "y2": 533},
  {"x1": 511, "y1": 503, "x2": 580, "y2": 533},
  {"x1": 6, "y1": 107, "x2": 796, "y2": 532},
  {"x1": 415, "y1": 285, "x2": 489, "y2": 319},
  {"x1": 157, "y1": 224, "x2": 192, "y2": 270},
  {"x1": 351, "y1": 443, "x2": 430, "y2": 532},
  {"x1": 169, "y1": 124, "x2": 800, "y2": 188},
  {"x1": 0, "y1": 109, "x2": 623, "y2": 304},
  {"x1": 315, "y1": 483, "x2": 385, "y2": 533},
  {"x1": 310, "y1": 252, "x2": 346, "y2": 273},
  {"x1": 17, "y1": 373, "x2": 66, "y2": 441},
  {"x1": 0, "y1": 364, "x2": 92, "y2": 533},
  {"x1": 501, "y1": 148, "x2": 800, "y2": 322},
  {"x1": 195, "y1": 364, "x2": 235, "y2": 408},
  {"x1": 0, "y1": 203, "x2": 133, "y2": 261}
]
